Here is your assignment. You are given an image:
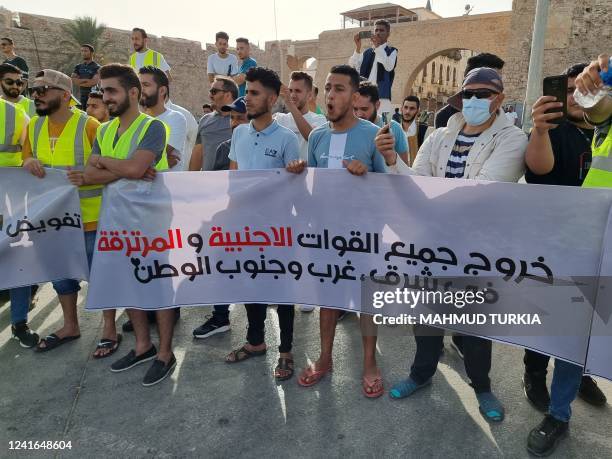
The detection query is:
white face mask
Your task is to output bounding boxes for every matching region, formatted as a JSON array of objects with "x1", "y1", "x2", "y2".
[{"x1": 462, "y1": 97, "x2": 493, "y2": 126}]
